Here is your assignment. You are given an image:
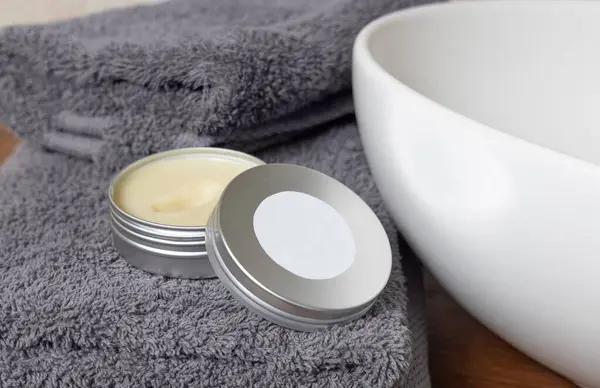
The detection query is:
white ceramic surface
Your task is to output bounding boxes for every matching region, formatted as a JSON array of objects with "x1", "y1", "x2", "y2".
[{"x1": 353, "y1": 1, "x2": 600, "y2": 387}]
